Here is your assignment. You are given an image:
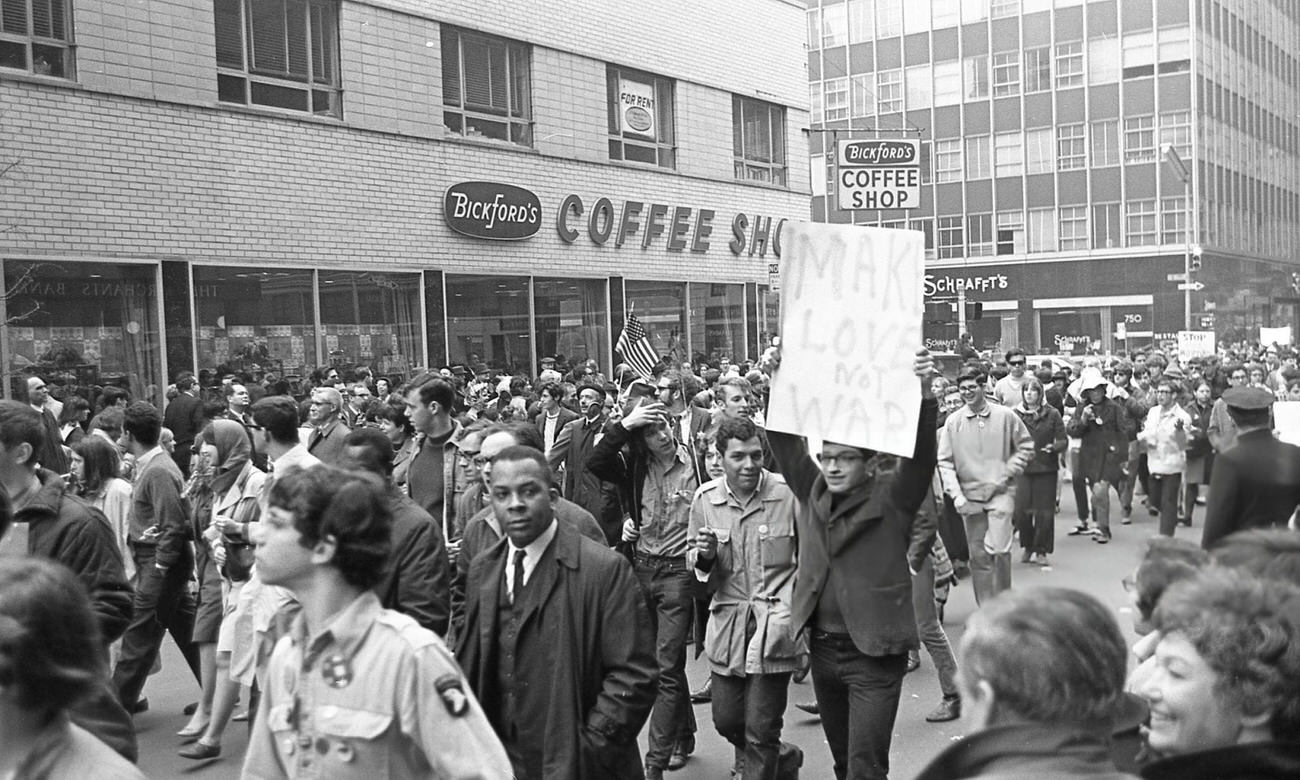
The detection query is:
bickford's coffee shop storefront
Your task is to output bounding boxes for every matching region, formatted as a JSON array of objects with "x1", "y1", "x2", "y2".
[{"x1": 1, "y1": 181, "x2": 790, "y2": 405}]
